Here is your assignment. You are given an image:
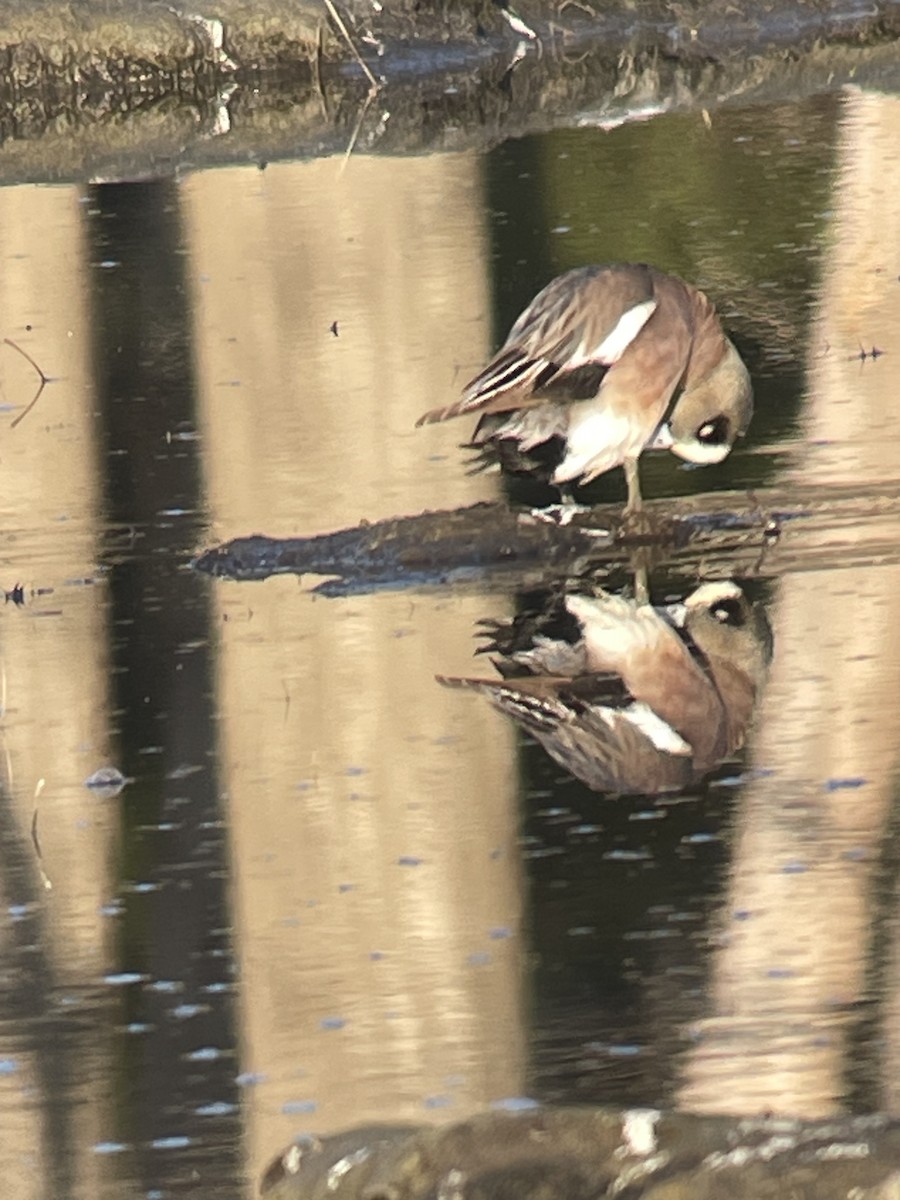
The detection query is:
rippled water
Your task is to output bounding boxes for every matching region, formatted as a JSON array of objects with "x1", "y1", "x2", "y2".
[{"x1": 1, "y1": 86, "x2": 900, "y2": 1198}]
